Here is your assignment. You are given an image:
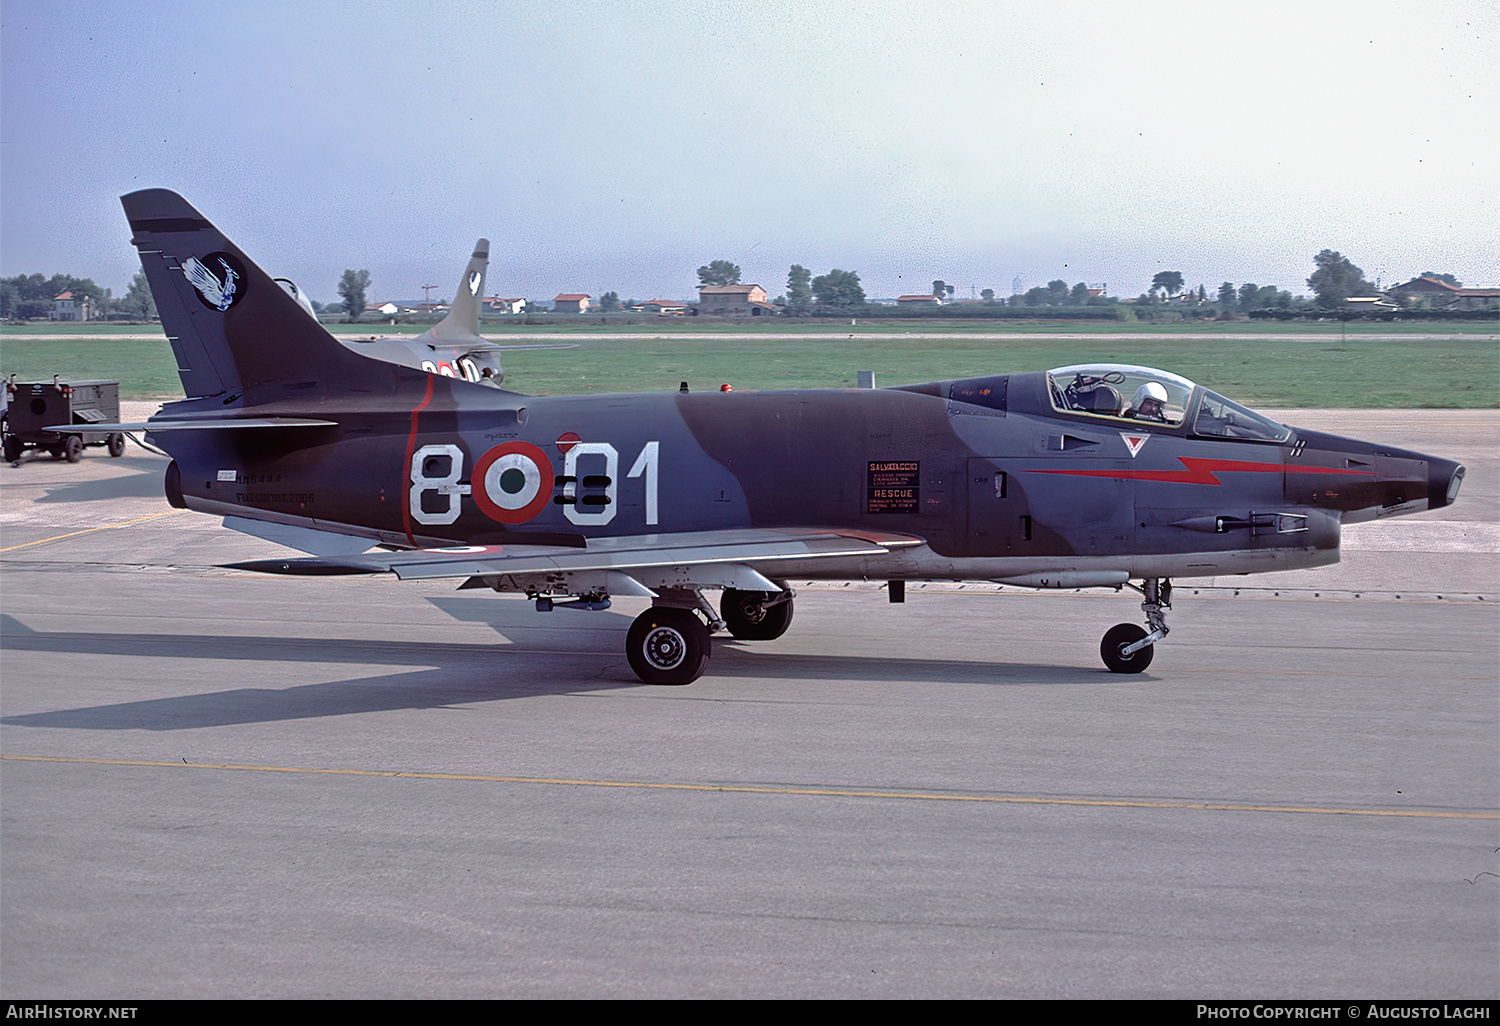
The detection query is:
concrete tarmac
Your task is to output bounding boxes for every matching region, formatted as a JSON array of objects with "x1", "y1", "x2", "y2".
[{"x1": 1, "y1": 410, "x2": 1495, "y2": 998}]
